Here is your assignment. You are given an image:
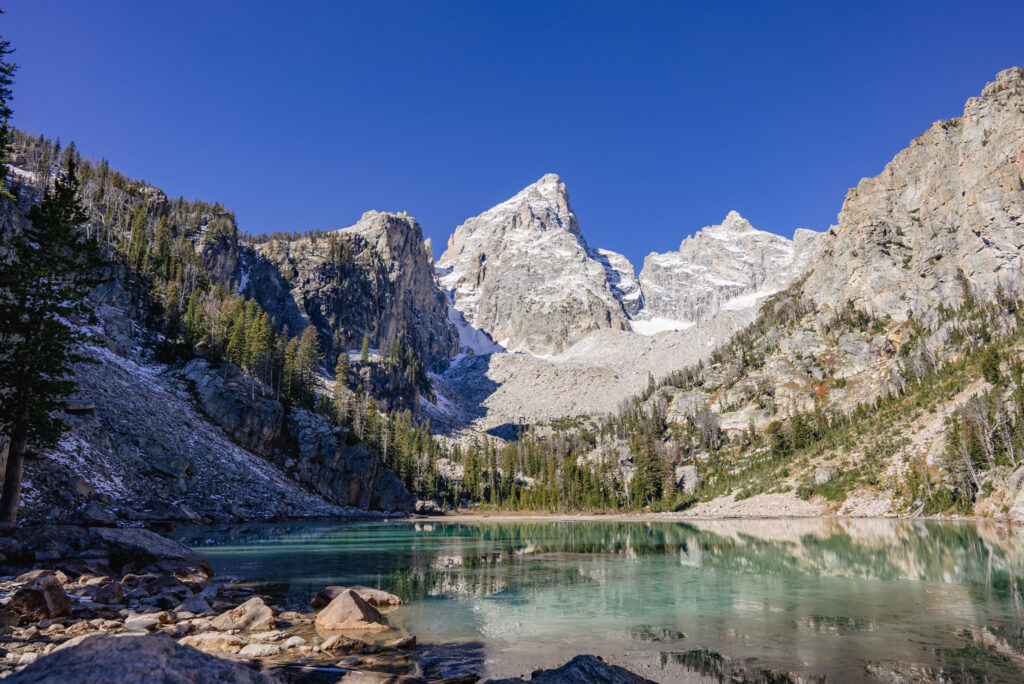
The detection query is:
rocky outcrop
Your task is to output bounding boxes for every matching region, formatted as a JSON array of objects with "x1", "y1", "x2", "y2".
[
  {"x1": 179, "y1": 359, "x2": 412, "y2": 512},
  {"x1": 286, "y1": 409, "x2": 414, "y2": 512},
  {"x1": 254, "y1": 211, "x2": 458, "y2": 370},
  {"x1": 804, "y1": 66, "x2": 1024, "y2": 320},
  {"x1": 181, "y1": 359, "x2": 283, "y2": 456},
  {"x1": 636, "y1": 211, "x2": 813, "y2": 326},
  {"x1": 0, "y1": 525, "x2": 211, "y2": 584},
  {"x1": 438, "y1": 174, "x2": 631, "y2": 356},
  {"x1": 236, "y1": 245, "x2": 309, "y2": 337},
  {"x1": 198, "y1": 232, "x2": 240, "y2": 290}
]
